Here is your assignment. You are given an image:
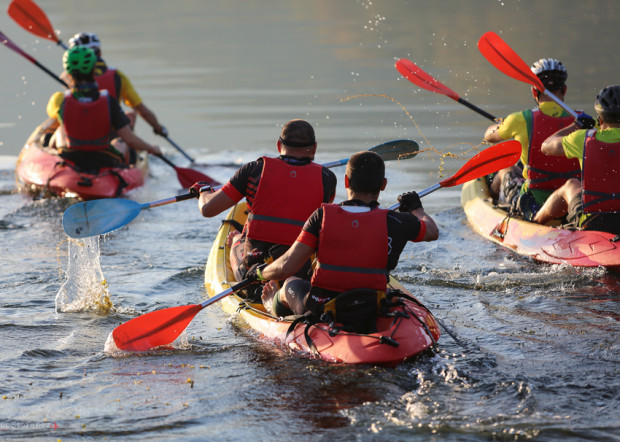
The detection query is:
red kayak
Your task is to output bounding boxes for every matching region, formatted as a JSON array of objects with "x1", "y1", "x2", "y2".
[
  {"x1": 461, "y1": 178, "x2": 620, "y2": 271},
  {"x1": 15, "y1": 120, "x2": 148, "y2": 200},
  {"x1": 204, "y1": 202, "x2": 441, "y2": 366}
]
